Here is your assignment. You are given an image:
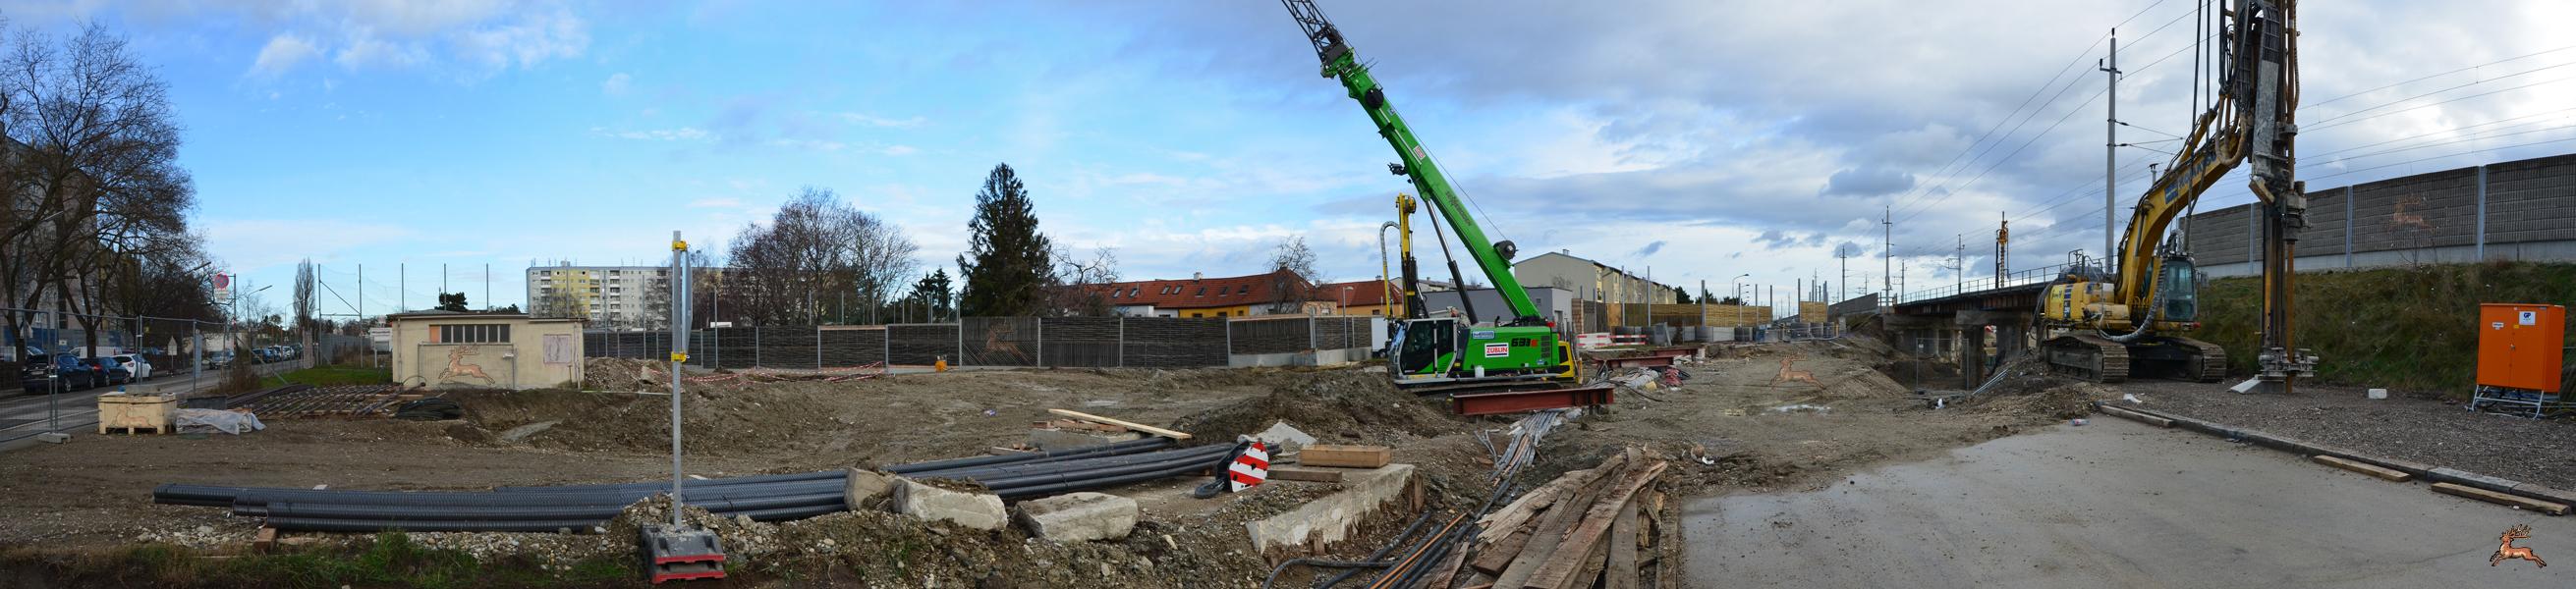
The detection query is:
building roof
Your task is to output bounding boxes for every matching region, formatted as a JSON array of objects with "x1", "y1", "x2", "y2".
[
  {"x1": 1089, "y1": 268, "x2": 1313, "y2": 310},
  {"x1": 1316, "y1": 279, "x2": 1401, "y2": 307},
  {"x1": 386, "y1": 310, "x2": 584, "y2": 324}
]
